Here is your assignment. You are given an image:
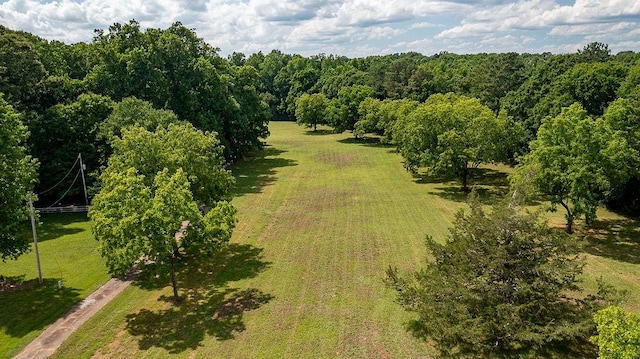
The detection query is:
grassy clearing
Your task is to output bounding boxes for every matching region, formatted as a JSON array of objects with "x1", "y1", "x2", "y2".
[
  {"x1": 52, "y1": 122, "x2": 640, "y2": 358},
  {"x1": 0, "y1": 213, "x2": 109, "y2": 358}
]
